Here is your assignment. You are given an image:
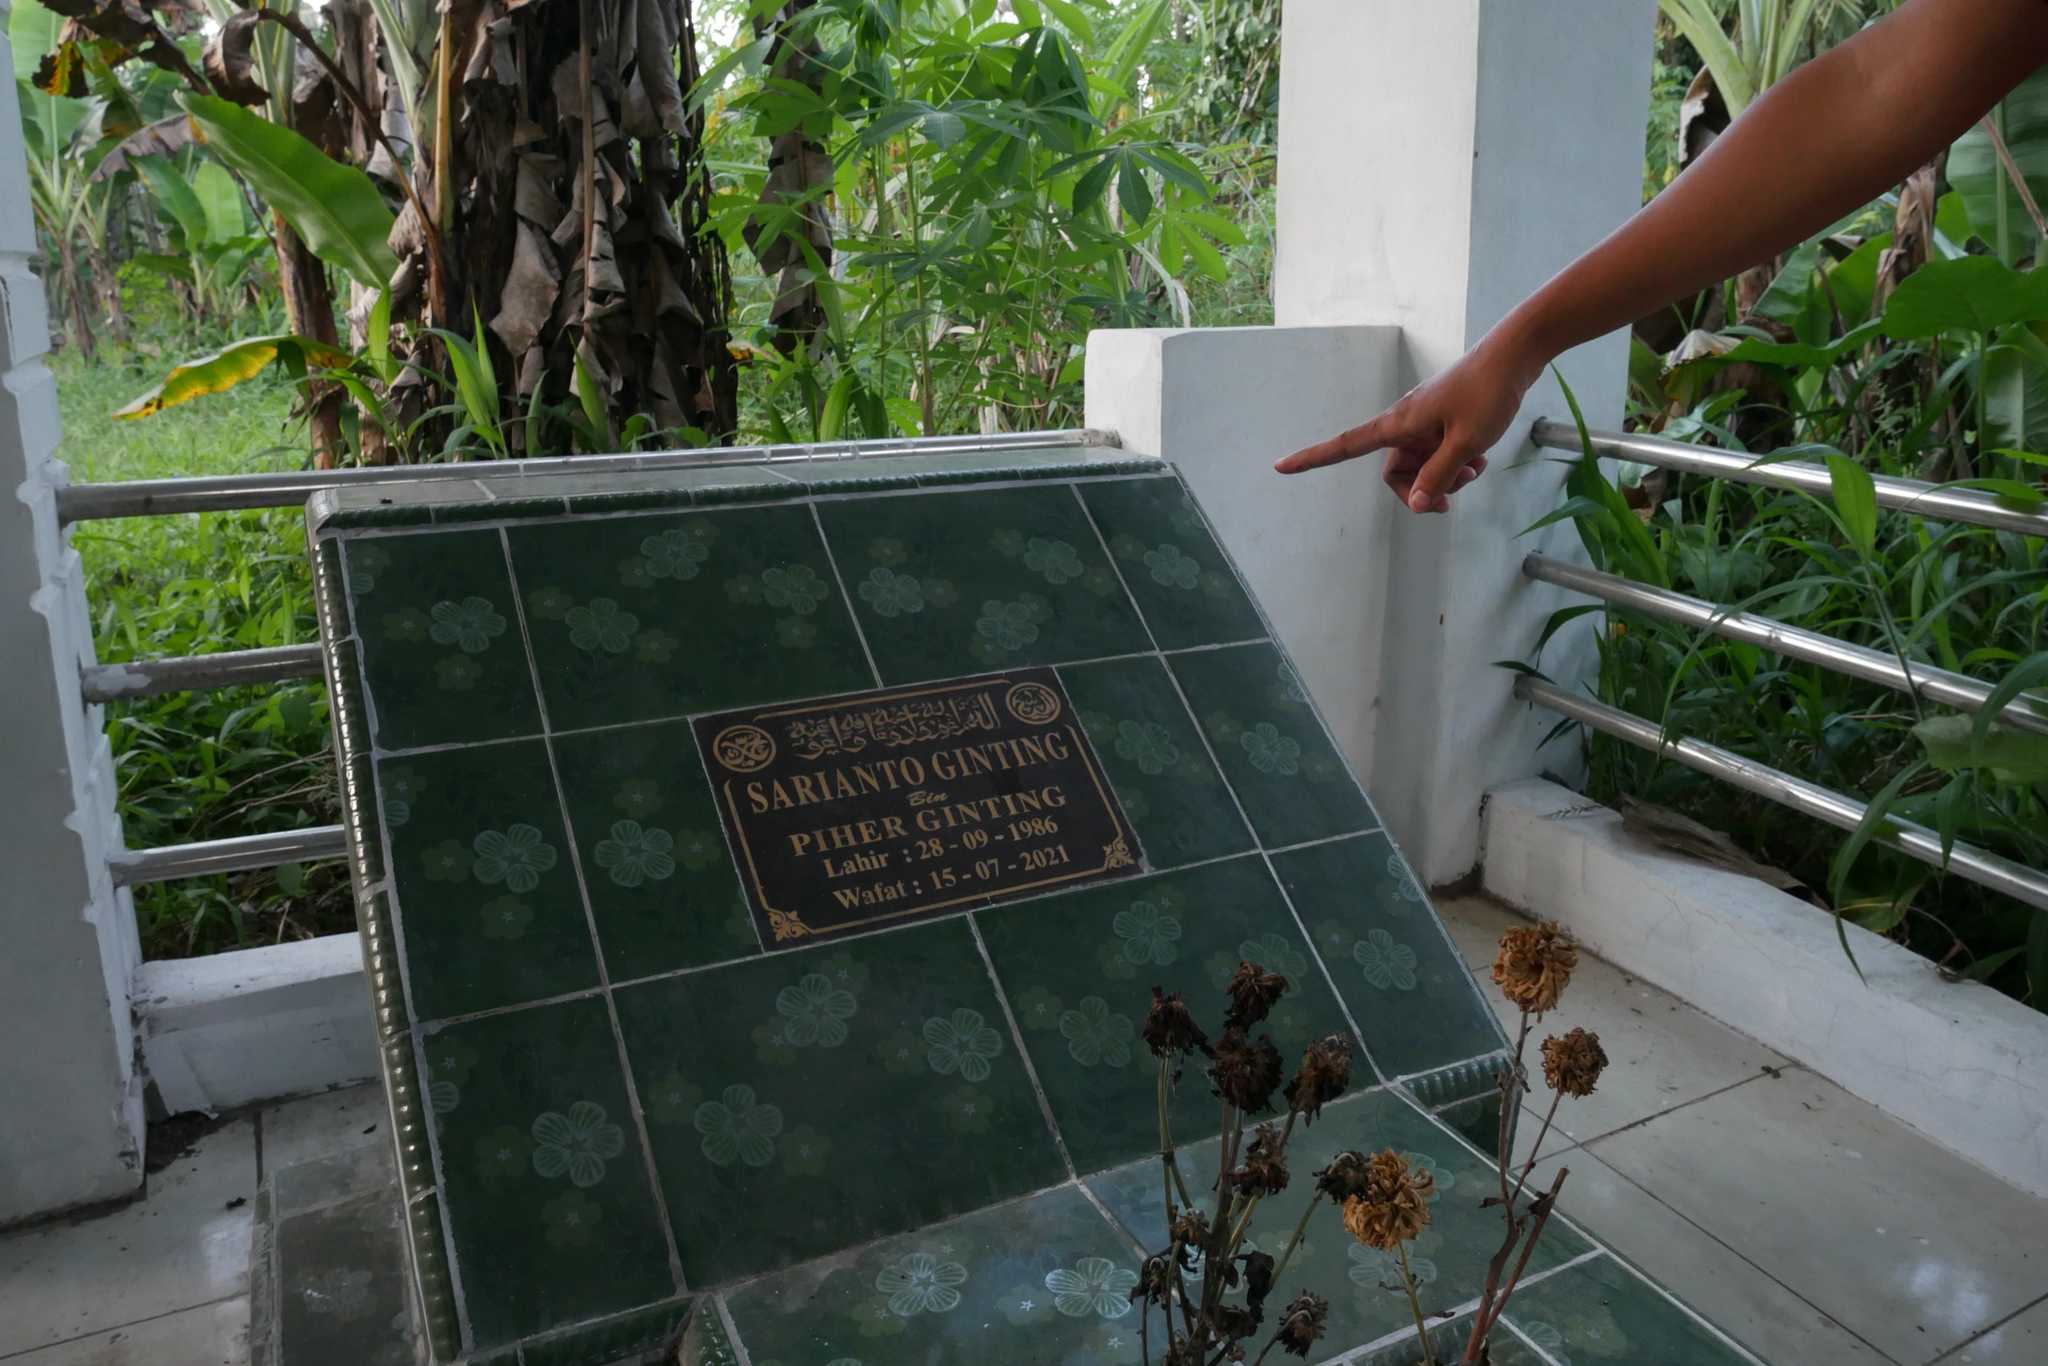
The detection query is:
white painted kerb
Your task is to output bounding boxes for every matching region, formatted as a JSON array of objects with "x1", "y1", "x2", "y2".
[{"x1": 1483, "y1": 777, "x2": 2048, "y2": 1198}]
